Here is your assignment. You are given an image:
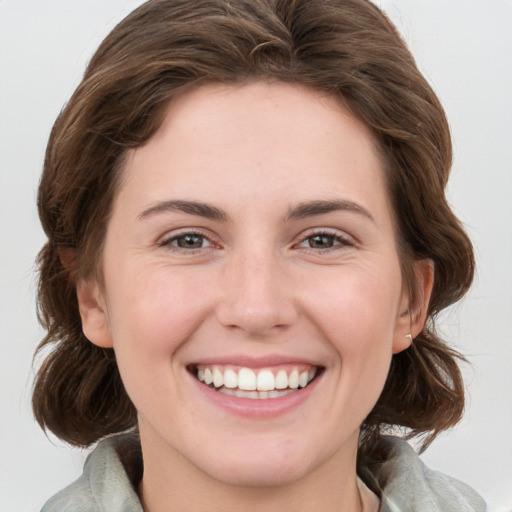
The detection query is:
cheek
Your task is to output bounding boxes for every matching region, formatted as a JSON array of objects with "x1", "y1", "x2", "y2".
[
  {"x1": 107, "y1": 263, "x2": 208, "y2": 340},
  {"x1": 103, "y1": 266, "x2": 213, "y2": 390},
  {"x1": 303, "y1": 263, "x2": 402, "y2": 395},
  {"x1": 102, "y1": 270, "x2": 217, "y2": 426},
  {"x1": 307, "y1": 263, "x2": 402, "y2": 342}
]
